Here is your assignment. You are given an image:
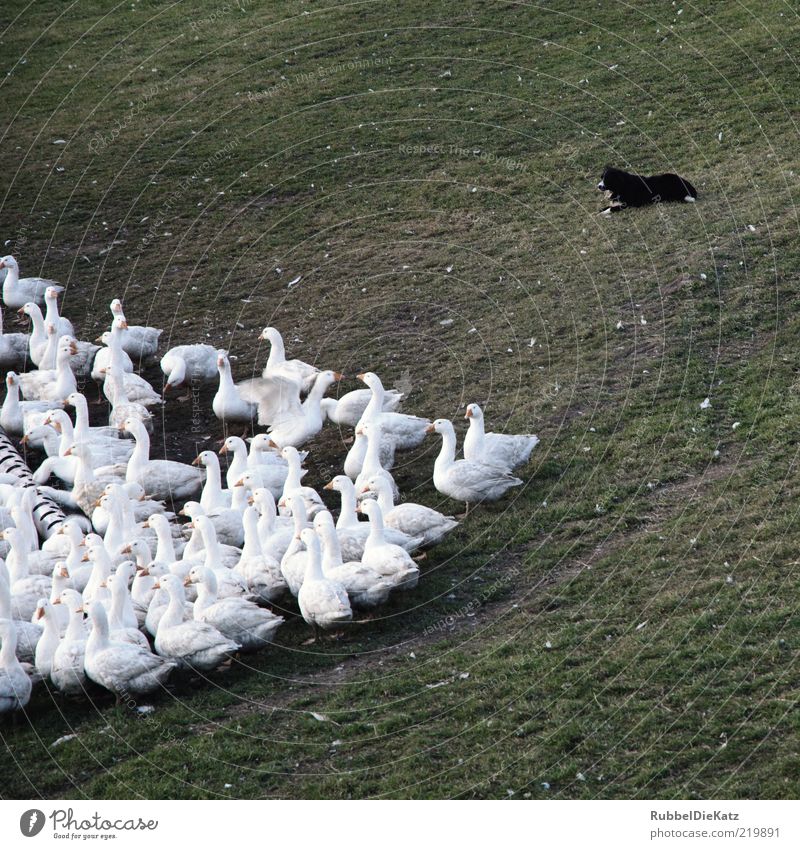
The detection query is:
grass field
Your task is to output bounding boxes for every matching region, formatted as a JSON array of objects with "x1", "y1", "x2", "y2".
[{"x1": 1, "y1": 0, "x2": 799, "y2": 799}]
